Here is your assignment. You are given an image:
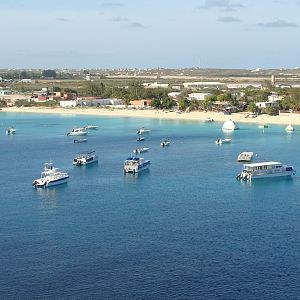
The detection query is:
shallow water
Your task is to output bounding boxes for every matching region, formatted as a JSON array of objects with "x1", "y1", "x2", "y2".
[{"x1": 0, "y1": 112, "x2": 299, "y2": 299}]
